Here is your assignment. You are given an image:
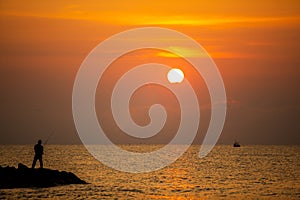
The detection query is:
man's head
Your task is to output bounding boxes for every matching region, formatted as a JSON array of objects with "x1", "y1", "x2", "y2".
[{"x1": 38, "y1": 140, "x2": 42, "y2": 145}]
